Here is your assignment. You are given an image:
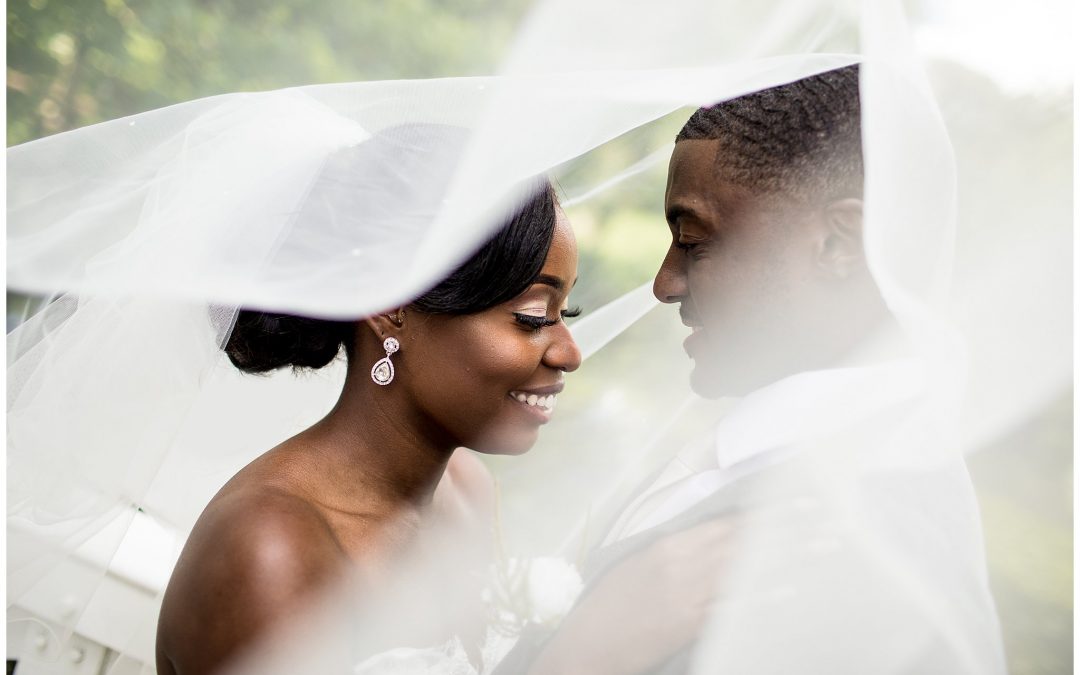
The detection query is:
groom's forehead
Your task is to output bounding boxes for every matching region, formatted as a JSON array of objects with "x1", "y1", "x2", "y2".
[
  {"x1": 668, "y1": 137, "x2": 773, "y2": 195},
  {"x1": 666, "y1": 139, "x2": 777, "y2": 218},
  {"x1": 666, "y1": 139, "x2": 723, "y2": 197}
]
